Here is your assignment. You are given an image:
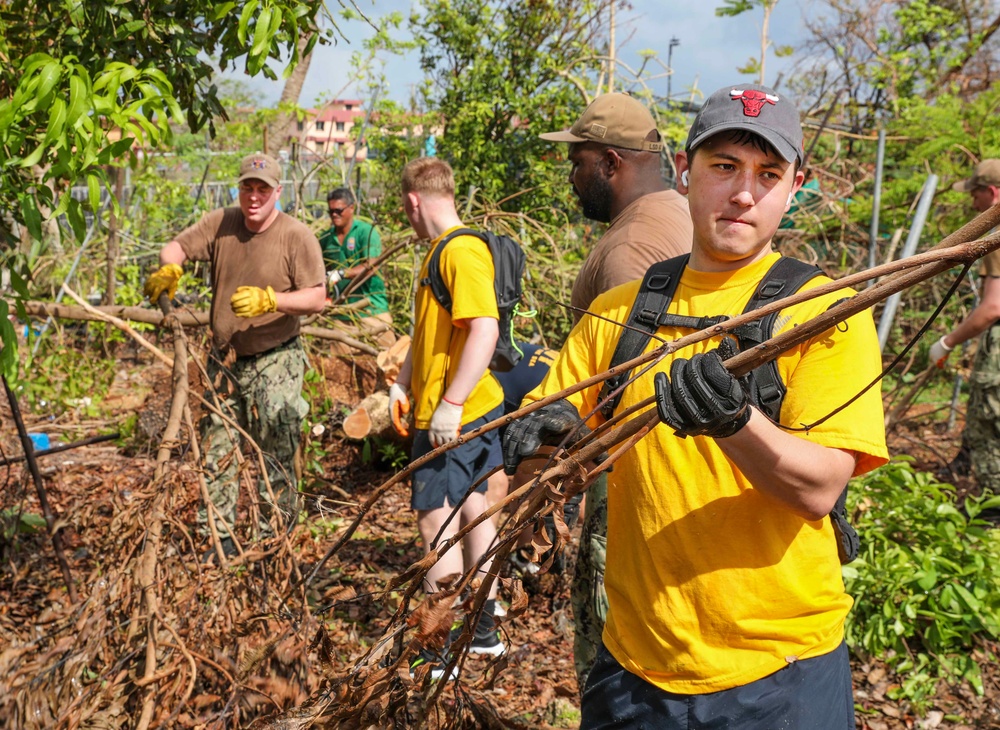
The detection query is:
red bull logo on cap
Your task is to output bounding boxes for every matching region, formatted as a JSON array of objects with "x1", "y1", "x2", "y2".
[{"x1": 730, "y1": 88, "x2": 779, "y2": 117}]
